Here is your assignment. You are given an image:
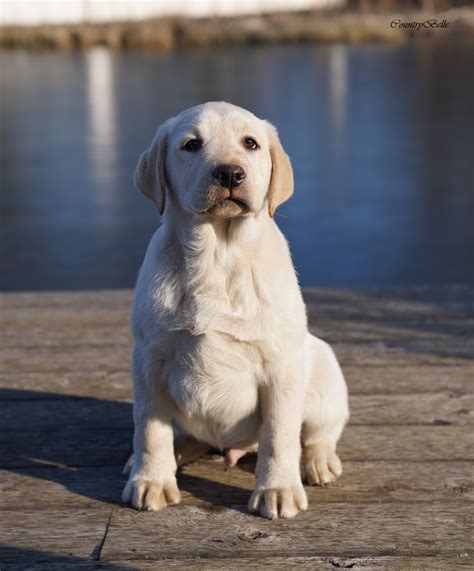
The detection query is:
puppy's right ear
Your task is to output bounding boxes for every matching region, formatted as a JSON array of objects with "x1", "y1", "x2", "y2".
[
  {"x1": 265, "y1": 122, "x2": 294, "y2": 218},
  {"x1": 134, "y1": 122, "x2": 169, "y2": 215}
]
